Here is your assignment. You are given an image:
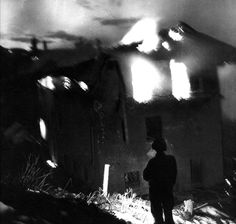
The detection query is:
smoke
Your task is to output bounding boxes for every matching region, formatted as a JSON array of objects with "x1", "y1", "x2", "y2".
[
  {"x1": 1, "y1": 0, "x2": 236, "y2": 48},
  {"x1": 136, "y1": 0, "x2": 236, "y2": 47},
  {"x1": 120, "y1": 18, "x2": 160, "y2": 53},
  {"x1": 110, "y1": 0, "x2": 236, "y2": 46}
]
